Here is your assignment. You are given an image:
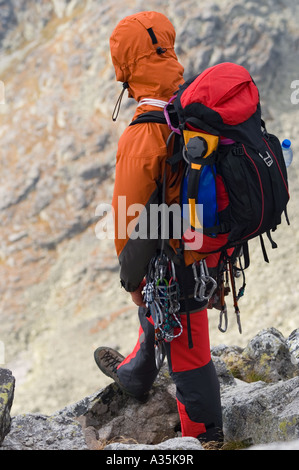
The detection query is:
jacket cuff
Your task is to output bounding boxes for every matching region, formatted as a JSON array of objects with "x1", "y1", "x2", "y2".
[{"x1": 120, "y1": 278, "x2": 141, "y2": 293}]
